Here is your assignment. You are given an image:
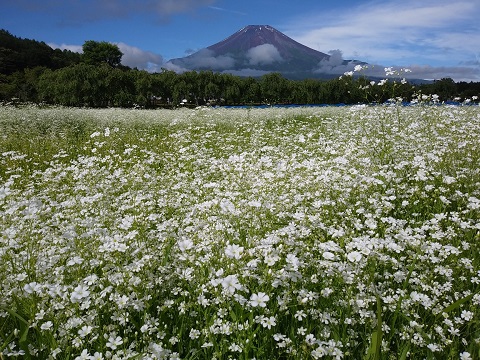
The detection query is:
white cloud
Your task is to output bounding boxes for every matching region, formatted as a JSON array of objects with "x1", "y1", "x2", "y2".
[
  {"x1": 115, "y1": 43, "x2": 164, "y2": 71},
  {"x1": 172, "y1": 48, "x2": 235, "y2": 70},
  {"x1": 247, "y1": 44, "x2": 283, "y2": 65},
  {"x1": 208, "y1": 6, "x2": 247, "y2": 16},
  {"x1": 283, "y1": 0, "x2": 480, "y2": 81},
  {"x1": 162, "y1": 61, "x2": 189, "y2": 73},
  {"x1": 48, "y1": 42, "x2": 165, "y2": 72},
  {"x1": 314, "y1": 49, "x2": 356, "y2": 74},
  {"x1": 48, "y1": 43, "x2": 83, "y2": 53},
  {"x1": 396, "y1": 65, "x2": 480, "y2": 82}
]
